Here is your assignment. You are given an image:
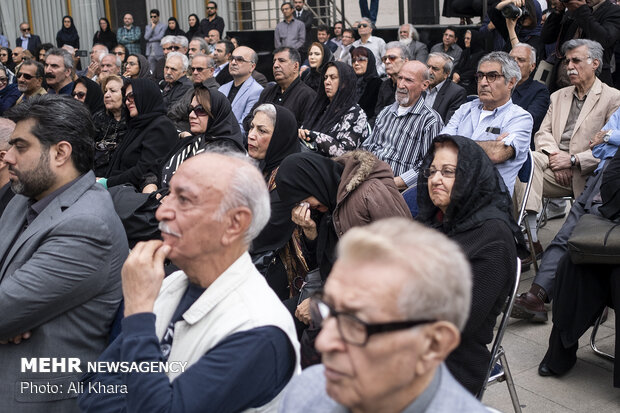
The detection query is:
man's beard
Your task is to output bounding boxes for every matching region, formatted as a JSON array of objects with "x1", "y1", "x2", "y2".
[
  {"x1": 400, "y1": 38, "x2": 412, "y2": 46},
  {"x1": 10, "y1": 149, "x2": 56, "y2": 198}
]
